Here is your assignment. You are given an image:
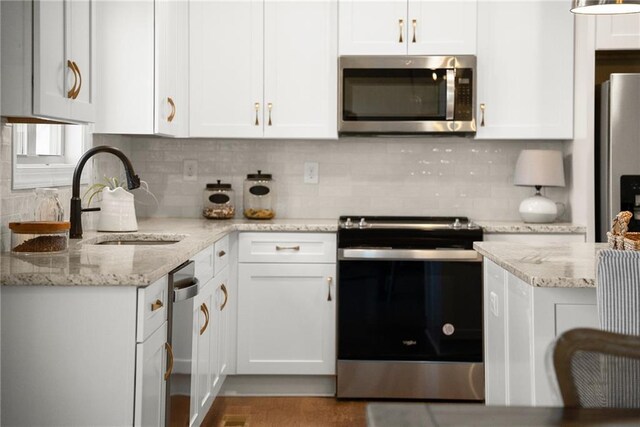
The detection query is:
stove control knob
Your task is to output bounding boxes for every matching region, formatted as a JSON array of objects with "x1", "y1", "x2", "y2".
[
  {"x1": 359, "y1": 218, "x2": 368, "y2": 229},
  {"x1": 452, "y1": 218, "x2": 462, "y2": 230},
  {"x1": 467, "y1": 220, "x2": 478, "y2": 230},
  {"x1": 343, "y1": 218, "x2": 353, "y2": 229}
]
